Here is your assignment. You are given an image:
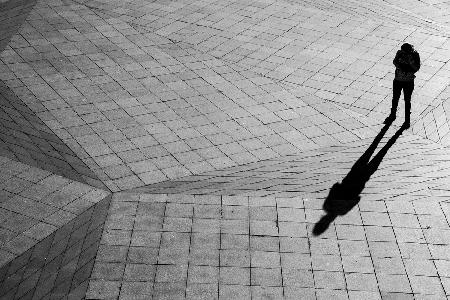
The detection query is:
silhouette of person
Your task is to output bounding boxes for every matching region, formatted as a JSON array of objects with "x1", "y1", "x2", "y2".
[
  {"x1": 384, "y1": 43, "x2": 420, "y2": 128},
  {"x1": 313, "y1": 121, "x2": 407, "y2": 235}
]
